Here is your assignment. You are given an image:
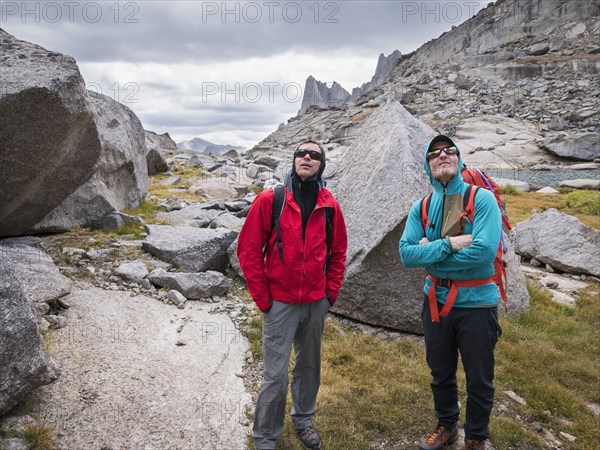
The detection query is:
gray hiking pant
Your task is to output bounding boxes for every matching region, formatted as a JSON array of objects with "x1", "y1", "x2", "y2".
[{"x1": 252, "y1": 297, "x2": 330, "y2": 449}]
